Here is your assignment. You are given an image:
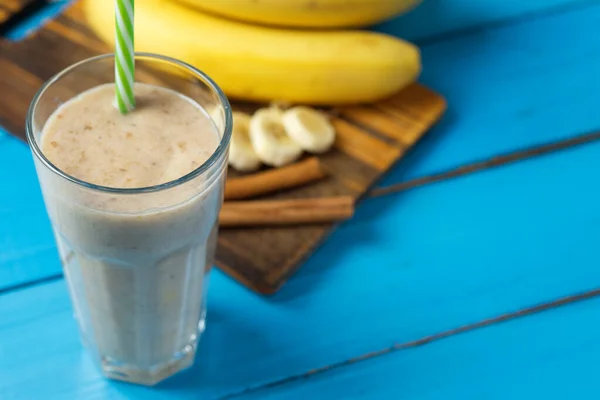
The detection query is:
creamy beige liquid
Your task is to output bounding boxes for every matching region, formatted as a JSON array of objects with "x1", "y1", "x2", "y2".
[
  {"x1": 38, "y1": 83, "x2": 223, "y2": 384},
  {"x1": 42, "y1": 83, "x2": 218, "y2": 188}
]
